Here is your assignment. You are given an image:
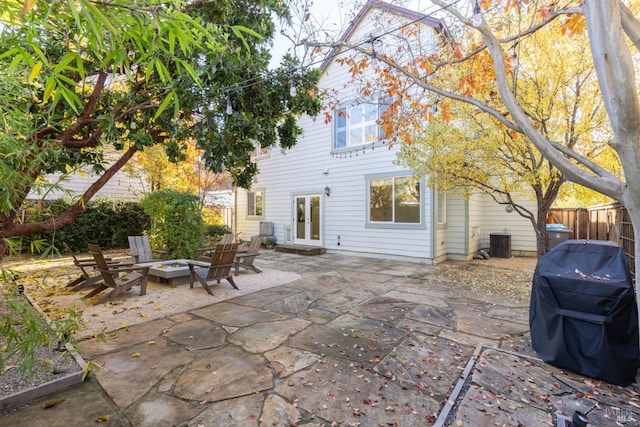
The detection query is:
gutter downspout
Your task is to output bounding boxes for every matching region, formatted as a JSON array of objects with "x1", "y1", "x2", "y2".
[
  {"x1": 464, "y1": 197, "x2": 470, "y2": 259},
  {"x1": 430, "y1": 186, "x2": 437, "y2": 264},
  {"x1": 233, "y1": 187, "x2": 238, "y2": 238}
]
